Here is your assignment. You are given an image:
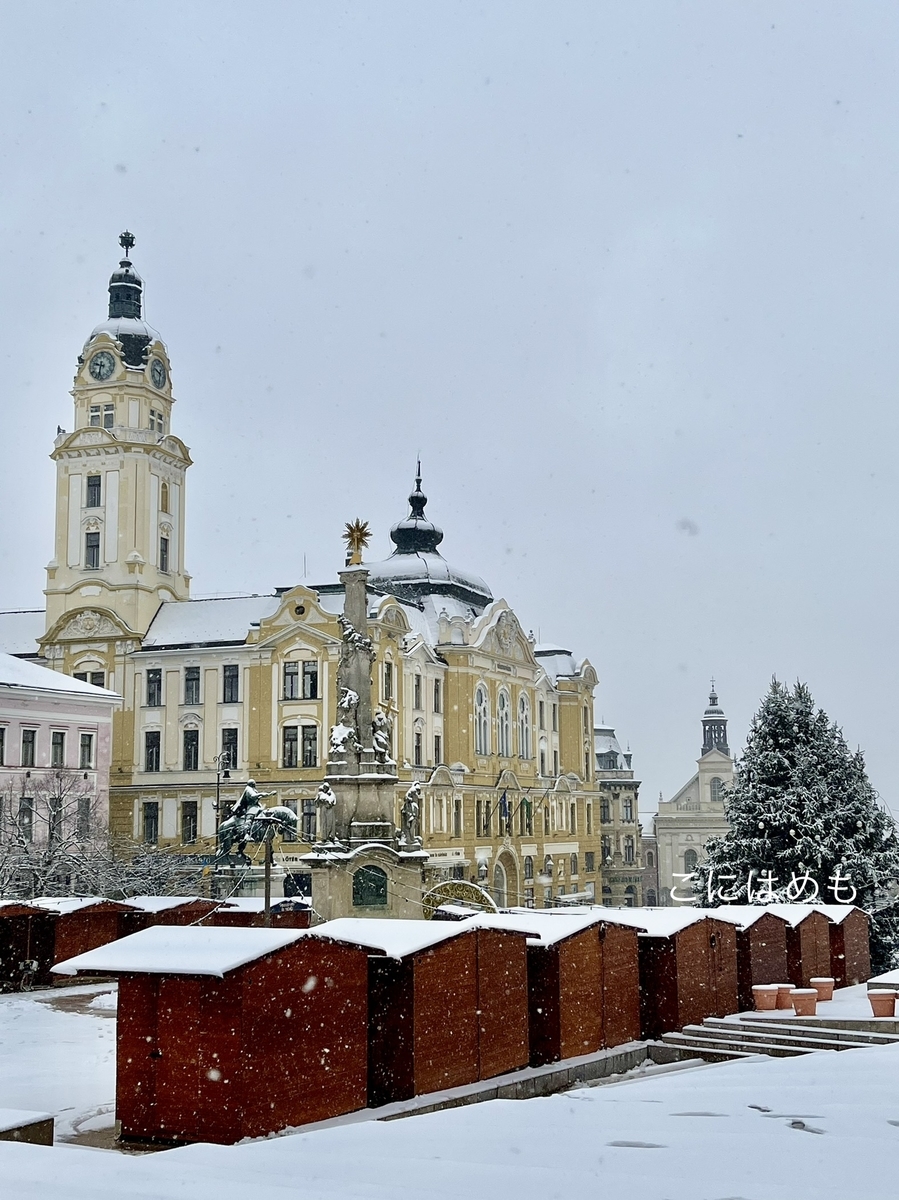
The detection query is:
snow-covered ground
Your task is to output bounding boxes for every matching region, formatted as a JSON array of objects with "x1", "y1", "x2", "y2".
[
  {"x1": 0, "y1": 983, "x2": 116, "y2": 1141},
  {"x1": 4, "y1": 981, "x2": 899, "y2": 1198}
]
